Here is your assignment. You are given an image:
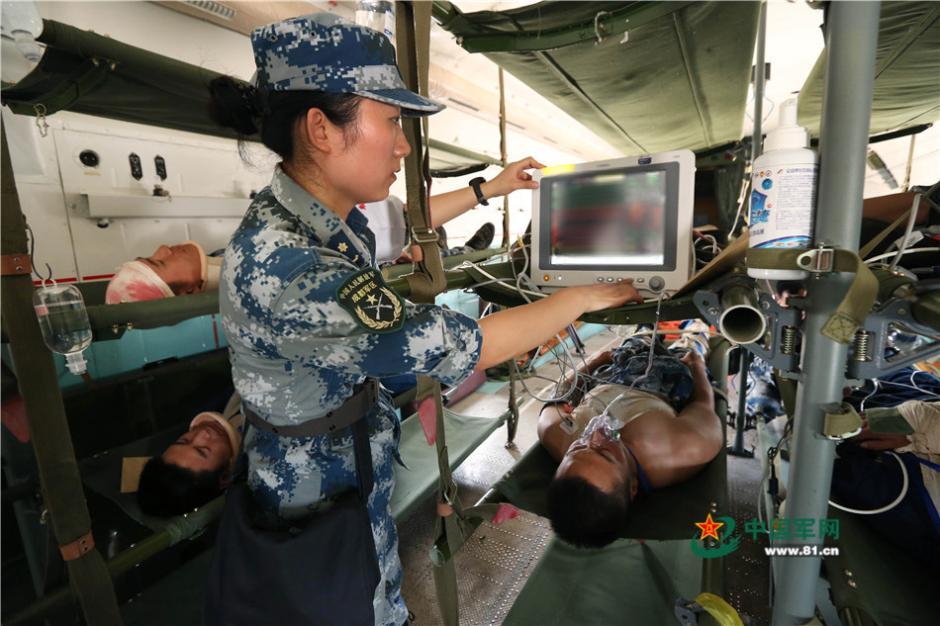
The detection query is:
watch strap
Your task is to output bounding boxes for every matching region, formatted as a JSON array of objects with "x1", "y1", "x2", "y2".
[{"x1": 468, "y1": 177, "x2": 489, "y2": 206}]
